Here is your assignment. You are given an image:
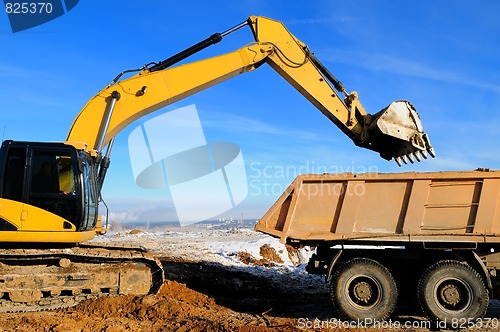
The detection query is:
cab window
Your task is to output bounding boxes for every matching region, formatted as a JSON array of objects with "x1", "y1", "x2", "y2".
[{"x1": 28, "y1": 150, "x2": 78, "y2": 224}]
